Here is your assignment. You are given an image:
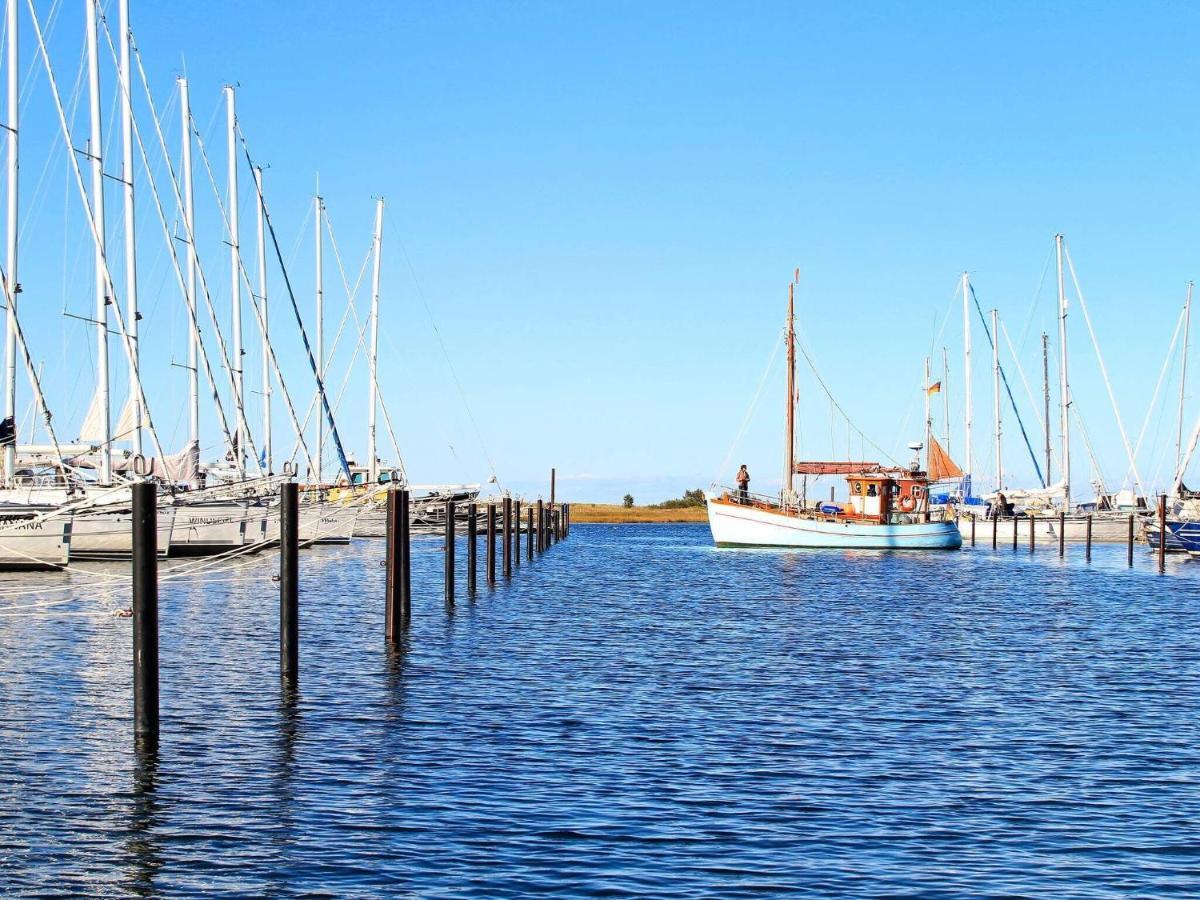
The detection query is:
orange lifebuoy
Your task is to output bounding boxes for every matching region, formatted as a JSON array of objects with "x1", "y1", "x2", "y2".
[{"x1": 899, "y1": 496, "x2": 916, "y2": 512}]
